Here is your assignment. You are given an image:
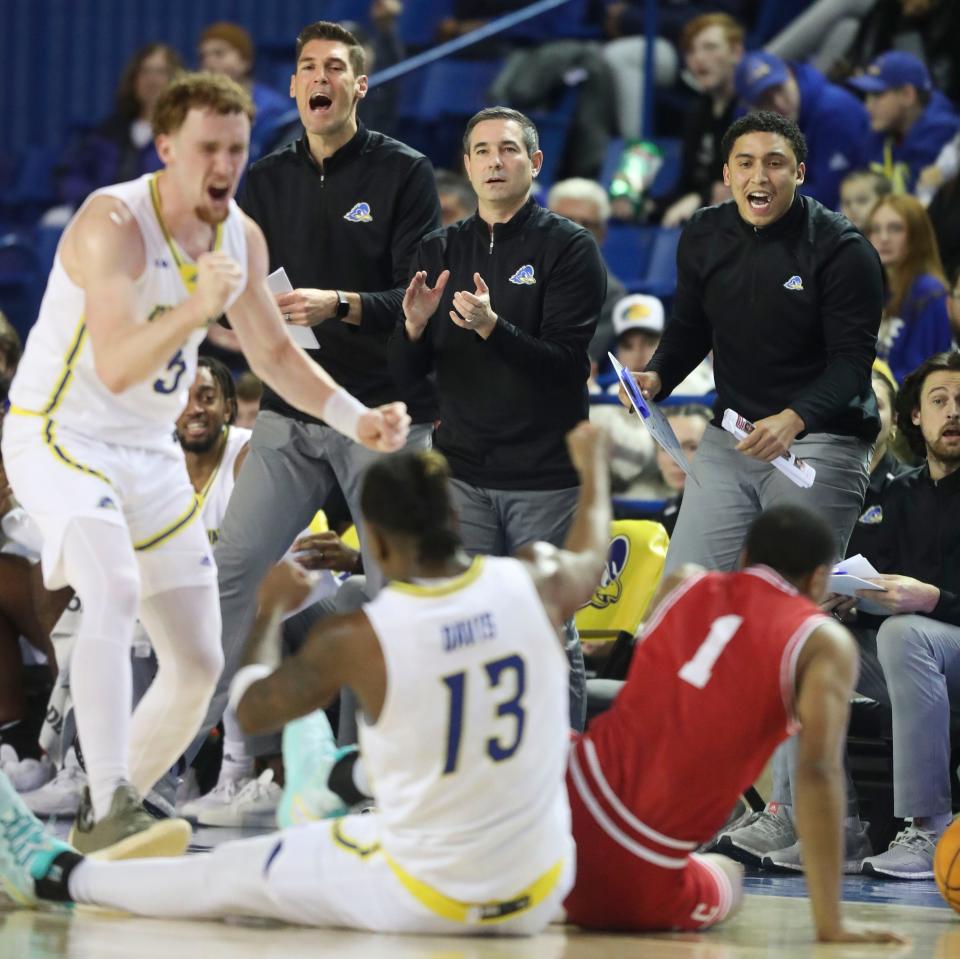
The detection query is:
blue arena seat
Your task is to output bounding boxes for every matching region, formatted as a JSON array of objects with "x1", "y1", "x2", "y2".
[
  {"x1": 409, "y1": 59, "x2": 503, "y2": 123},
  {"x1": 635, "y1": 226, "x2": 681, "y2": 298},
  {"x1": 601, "y1": 224, "x2": 656, "y2": 290},
  {"x1": 397, "y1": 0, "x2": 454, "y2": 48}
]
